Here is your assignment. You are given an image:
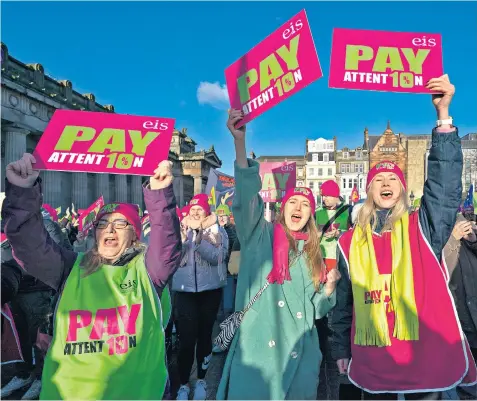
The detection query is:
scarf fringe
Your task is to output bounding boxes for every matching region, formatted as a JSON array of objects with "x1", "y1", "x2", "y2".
[
  {"x1": 393, "y1": 309, "x2": 419, "y2": 341},
  {"x1": 355, "y1": 324, "x2": 391, "y2": 347}
]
